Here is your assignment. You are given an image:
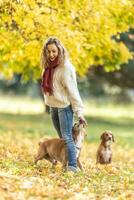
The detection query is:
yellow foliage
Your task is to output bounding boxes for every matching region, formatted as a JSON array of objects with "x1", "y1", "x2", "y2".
[
  {"x1": 0, "y1": 0, "x2": 134, "y2": 79},
  {"x1": 118, "y1": 42, "x2": 133, "y2": 63}
]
